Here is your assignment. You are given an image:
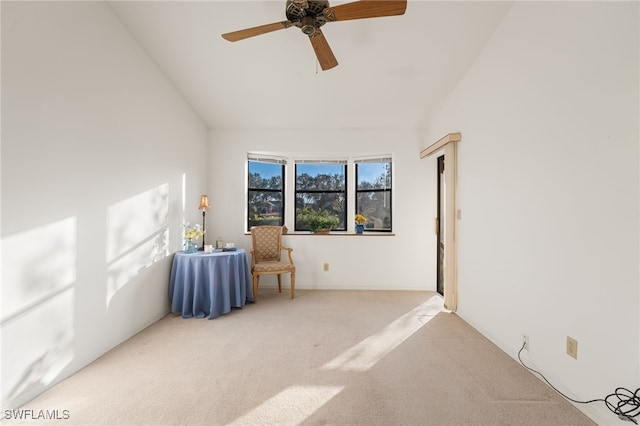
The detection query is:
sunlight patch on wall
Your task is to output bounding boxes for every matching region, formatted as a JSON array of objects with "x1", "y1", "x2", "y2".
[
  {"x1": 1, "y1": 287, "x2": 75, "y2": 409},
  {"x1": 1, "y1": 217, "x2": 77, "y2": 408},
  {"x1": 228, "y1": 385, "x2": 344, "y2": 426},
  {"x1": 182, "y1": 173, "x2": 186, "y2": 214},
  {"x1": 106, "y1": 183, "x2": 169, "y2": 262},
  {"x1": 1, "y1": 217, "x2": 77, "y2": 322},
  {"x1": 320, "y1": 296, "x2": 443, "y2": 372},
  {"x1": 106, "y1": 184, "x2": 169, "y2": 306},
  {"x1": 106, "y1": 228, "x2": 169, "y2": 306}
]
